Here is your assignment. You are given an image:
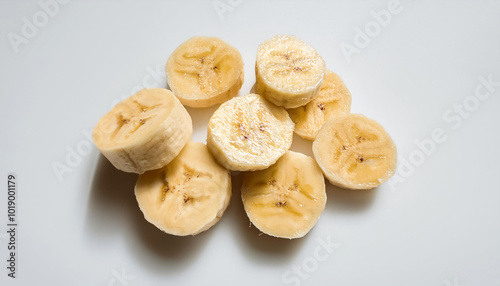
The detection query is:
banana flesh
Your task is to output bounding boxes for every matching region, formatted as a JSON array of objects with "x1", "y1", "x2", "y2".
[
  {"x1": 91, "y1": 34, "x2": 400, "y2": 240},
  {"x1": 135, "y1": 142, "x2": 231, "y2": 236},
  {"x1": 92, "y1": 88, "x2": 192, "y2": 174},
  {"x1": 207, "y1": 93, "x2": 294, "y2": 171},
  {"x1": 288, "y1": 70, "x2": 351, "y2": 140},
  {"x1": 255, "y1": 35, "x2": 326, "y2": 108},
  {"x1": 313, "y1": 114, "x2": 397, "y2": 190},
  {"x1": 241, "y1": 151, "x2": 326, "y2": 239},
  {"x1": 166, "y1": 36, "x2": 244, "y2": 108}
]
